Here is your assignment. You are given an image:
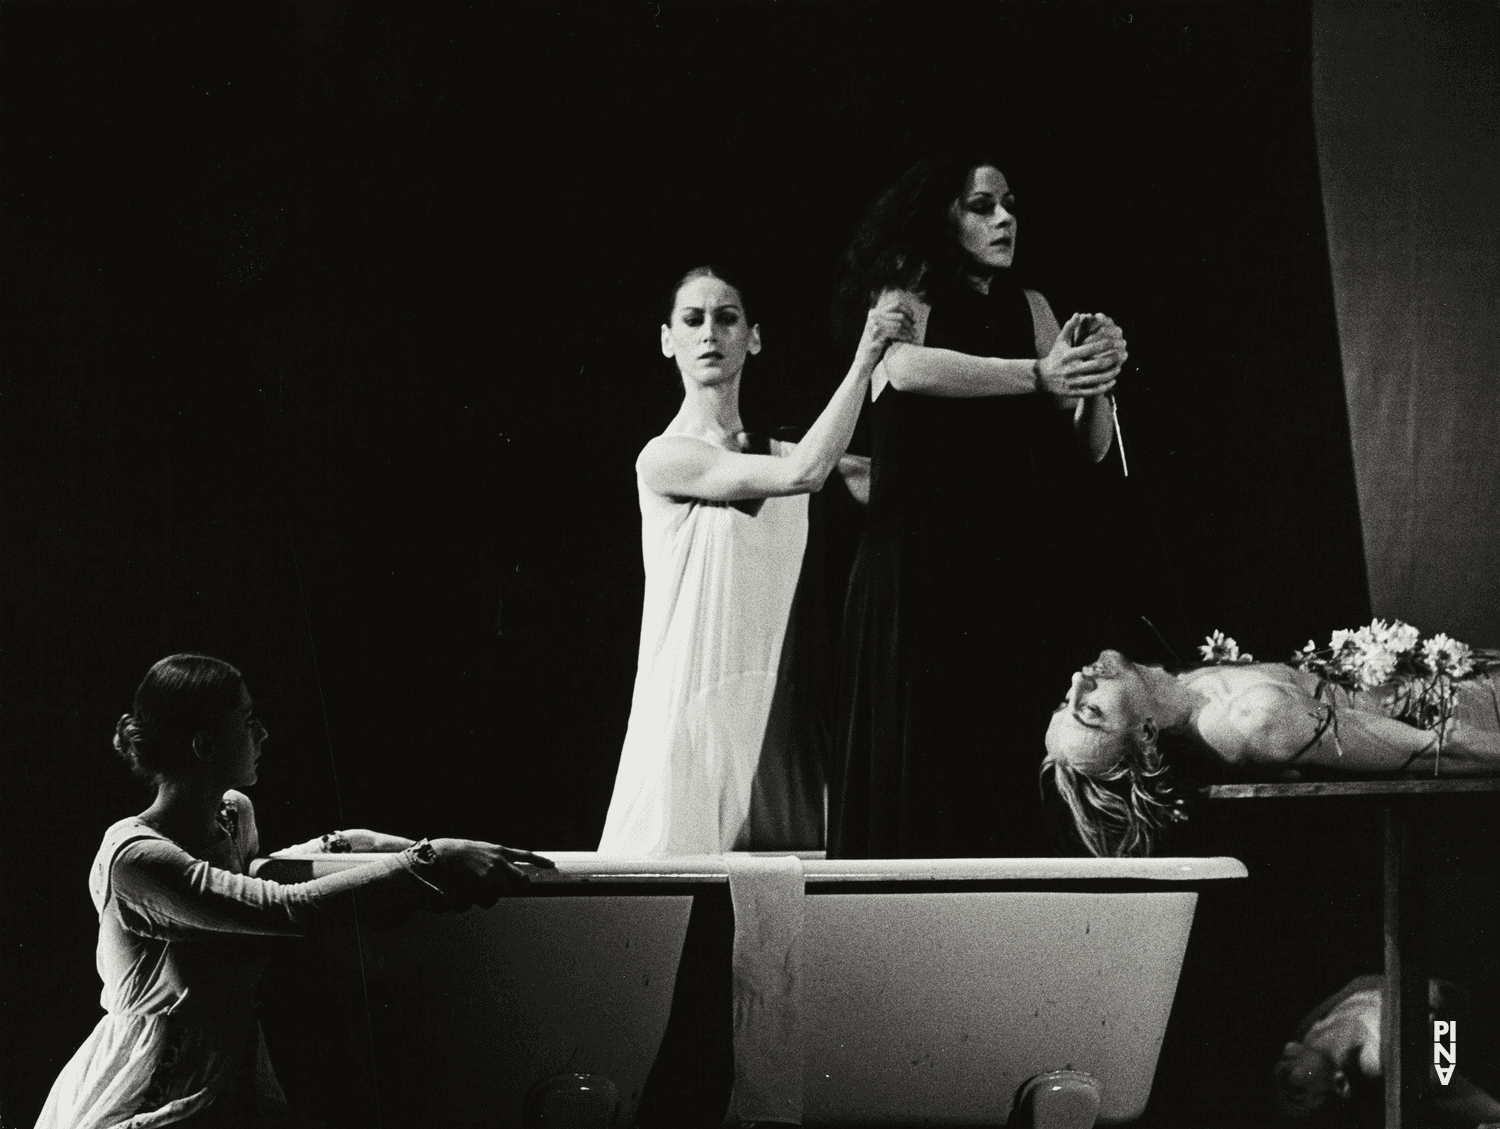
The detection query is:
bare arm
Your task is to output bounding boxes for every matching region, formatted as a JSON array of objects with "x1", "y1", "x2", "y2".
[
  {"x1": 882, "y1": 342, "x2": 1039, "y2": 397},
  {"x1": 882, "y1": 291, "x2": 1123, "y2": 429},
  {"x1": 640, "y1": 296, "x2": 911, "y2": 503}
]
